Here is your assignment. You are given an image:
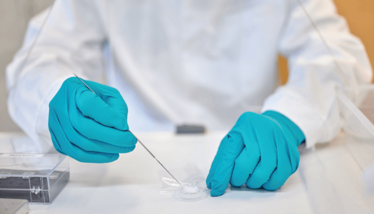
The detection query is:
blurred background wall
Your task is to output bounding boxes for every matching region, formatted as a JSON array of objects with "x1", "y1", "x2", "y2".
[
  {"x1": 0, "y1": 0, "x2": 53, "y2": 132},
  {"x1": 0, "y1": 0, "x2": 373, "y2": 132}
]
